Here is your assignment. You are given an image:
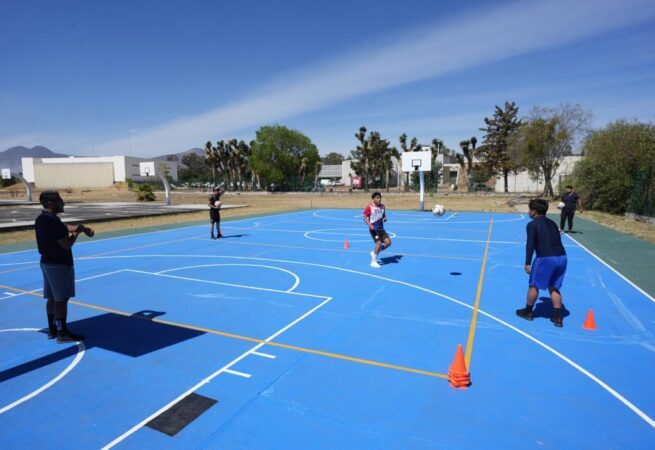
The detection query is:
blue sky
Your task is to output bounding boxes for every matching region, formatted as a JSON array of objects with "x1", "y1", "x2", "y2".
[{"x1": 1, "y1": 0, "x2": 654, "y2": 158}]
